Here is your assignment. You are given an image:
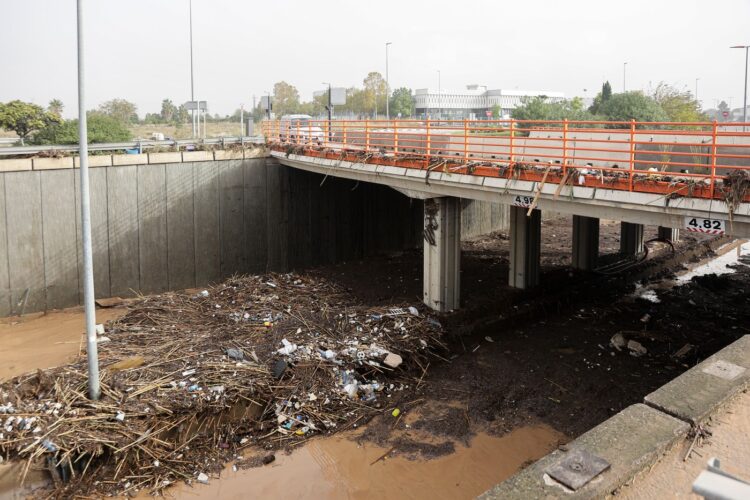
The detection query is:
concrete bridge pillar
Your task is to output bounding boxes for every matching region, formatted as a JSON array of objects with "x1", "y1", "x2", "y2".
[
  {"x1": 657, "y1": 226, "x2": 680, "y2": 242},
  {"x1": 572, "y1": 215, "x2": 599, "y2": 271},
  {"x1": 423, "y1": 197, "x2": 461, "y2": 311},
  {"x1": 620, "y1": 222, "x2": 645, "y2": 255},
  {"x1": 509, "y1": 206, "x2": 541, "y2": 289}
]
